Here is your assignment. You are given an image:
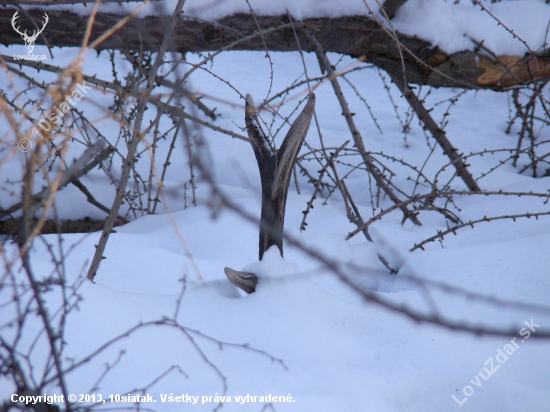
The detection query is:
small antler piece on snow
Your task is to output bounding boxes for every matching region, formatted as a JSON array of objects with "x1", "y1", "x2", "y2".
[{"x1": 224, "y1": 267, "x2": 258, "y2": 295}]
